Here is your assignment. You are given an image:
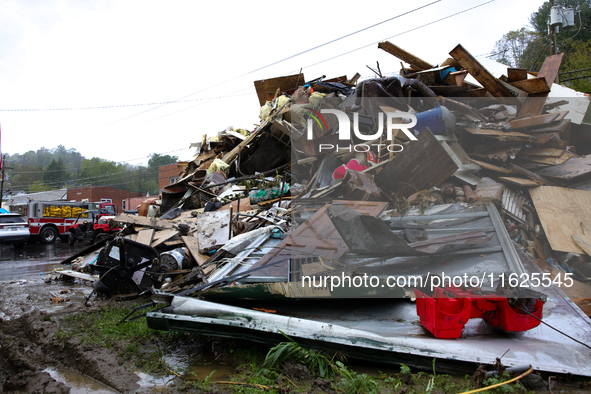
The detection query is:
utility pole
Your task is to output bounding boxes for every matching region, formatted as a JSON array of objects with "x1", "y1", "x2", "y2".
[
  {"x1": 0, "y1": 154, "x2": 5, "y2": 207},
  {"x1": 550, "y1": 0, "x2": 557, "y2": 55}
]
